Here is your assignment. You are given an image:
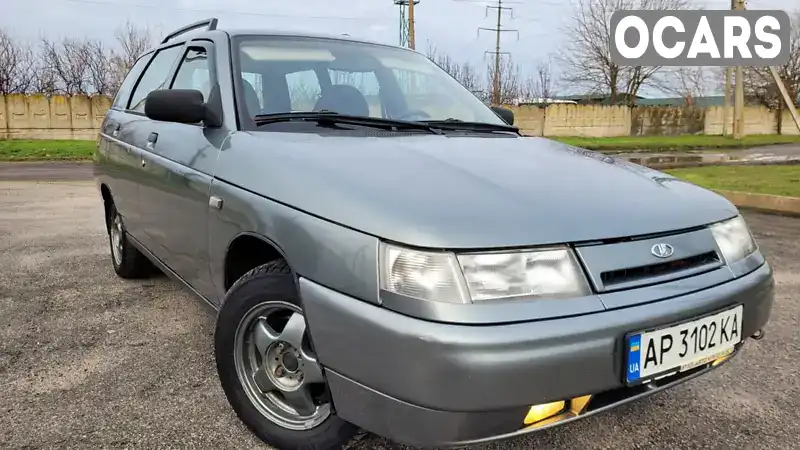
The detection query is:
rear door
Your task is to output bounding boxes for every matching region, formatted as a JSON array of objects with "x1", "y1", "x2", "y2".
[
  {"x1": 137, "y1": 40, "x2": 228, "y2": 300},
  {"x1": 96, "y1": 53, "x2": 152, "y2": 236}
]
